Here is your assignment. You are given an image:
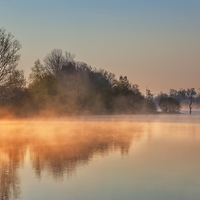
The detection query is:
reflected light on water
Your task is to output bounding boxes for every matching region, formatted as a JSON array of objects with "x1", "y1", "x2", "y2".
[{"x1": 0, "y1": 115, "x2": 200, "y2": 200}]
